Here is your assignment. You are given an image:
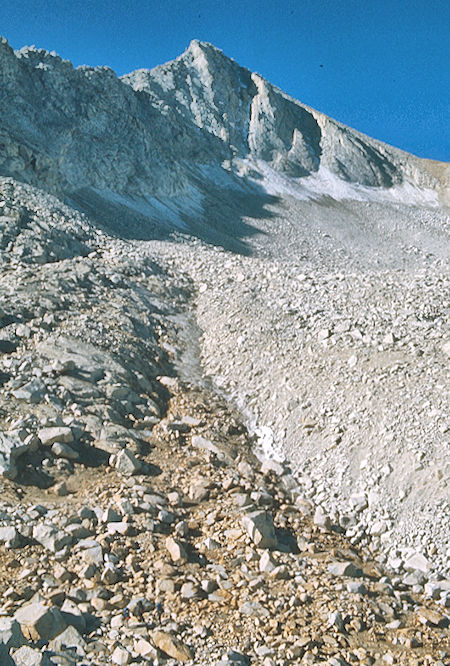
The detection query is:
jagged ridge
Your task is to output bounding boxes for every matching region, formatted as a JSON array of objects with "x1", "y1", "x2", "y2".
[{"x1": 0, "y1": 36, "x2": 447, "y2": 235}]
